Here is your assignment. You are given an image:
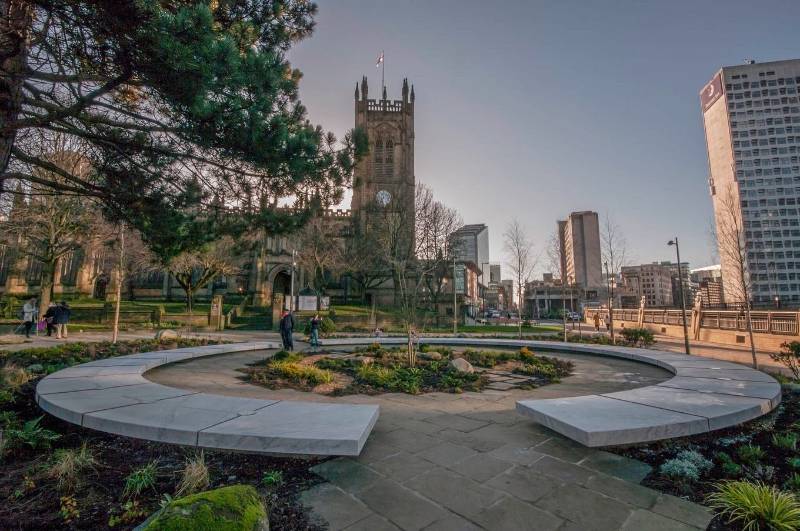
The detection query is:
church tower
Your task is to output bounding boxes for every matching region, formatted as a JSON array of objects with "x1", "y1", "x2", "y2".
[{"x1": 351, "y1": 77, "x2": 415, "y2": 216}]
